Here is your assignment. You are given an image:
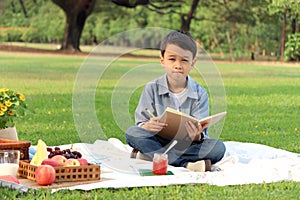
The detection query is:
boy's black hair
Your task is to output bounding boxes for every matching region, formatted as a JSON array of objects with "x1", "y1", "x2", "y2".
[{"x1": 160, "y1": 30, "x2": 197, "y2": 58}]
